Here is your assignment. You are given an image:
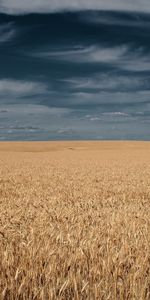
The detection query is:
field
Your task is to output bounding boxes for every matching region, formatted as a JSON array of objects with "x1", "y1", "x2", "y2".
[{"x1": 0, "y1": 141, "x2": 150, "y2": 300}]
